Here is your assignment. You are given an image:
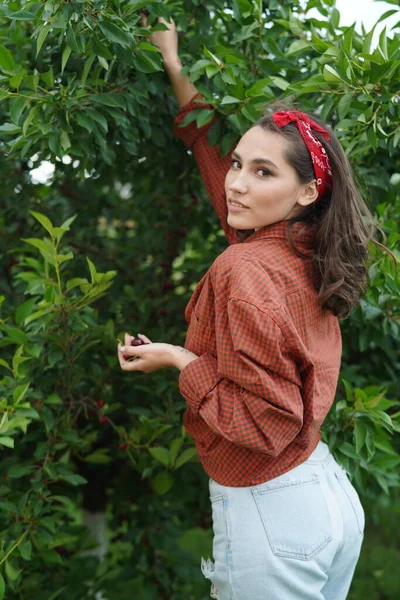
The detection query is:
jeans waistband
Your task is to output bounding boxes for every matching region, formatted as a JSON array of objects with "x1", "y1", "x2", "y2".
[{"x1": 303, "y1": 440, "x2": 333, "y2": 465}]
